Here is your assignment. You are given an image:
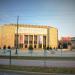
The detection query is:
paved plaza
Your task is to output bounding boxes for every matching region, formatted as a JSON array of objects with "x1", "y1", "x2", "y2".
[{"x1": 0, "y1": 49, "x2": 75, "y2": 57}]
